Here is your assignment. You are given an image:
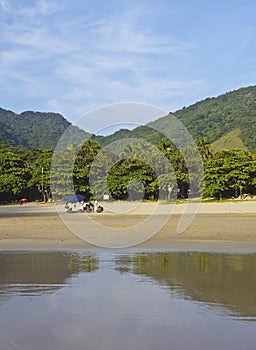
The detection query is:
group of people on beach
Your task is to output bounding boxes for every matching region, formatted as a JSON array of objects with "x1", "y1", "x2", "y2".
[
  {"x1": 65, "y1": 199, "x2": 104, "y2": 213},
  {"x1": 83, "y1": 200, "x2": 104, "y2": 213}
]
